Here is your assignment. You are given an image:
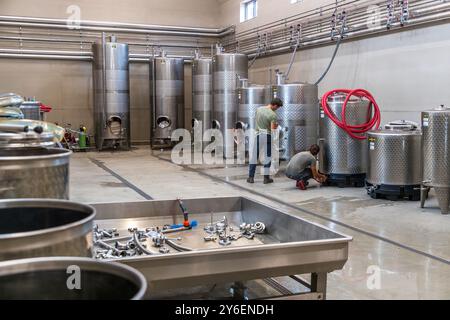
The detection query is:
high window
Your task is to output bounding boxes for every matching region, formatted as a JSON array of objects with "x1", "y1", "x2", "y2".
[{"x1": 240, "y1": 0, "x2": 258, "y2": 22}]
